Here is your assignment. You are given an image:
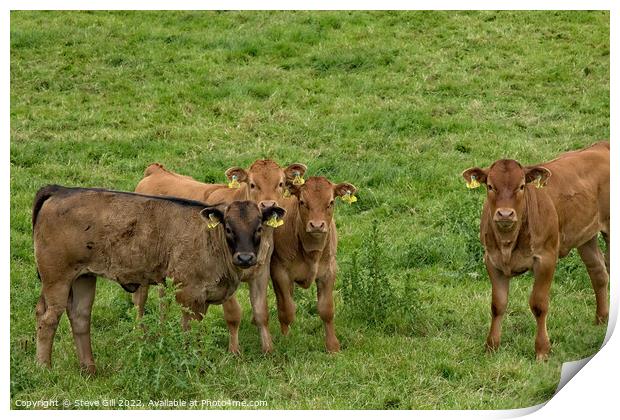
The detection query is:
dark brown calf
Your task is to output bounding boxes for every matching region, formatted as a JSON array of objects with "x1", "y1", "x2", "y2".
[
  {"x1": 462, "y1": 142, "x2": 609, "y2": 360},
  {"x1": 203, "y1": 160, "x2": 306, "y2": 353},
  {"x1": 270, "y1": 177, "x2": 357, "y2": 352},
  {"x1": 32, "y1": 185, "x2": 283, "y2": 372}
]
